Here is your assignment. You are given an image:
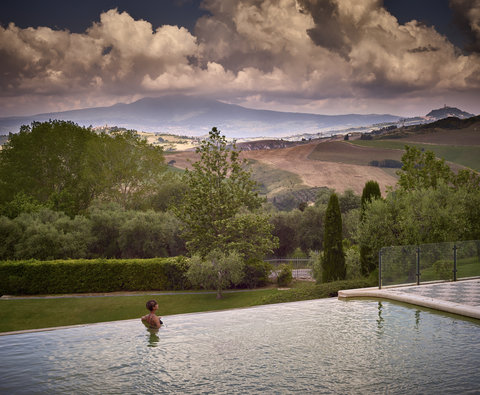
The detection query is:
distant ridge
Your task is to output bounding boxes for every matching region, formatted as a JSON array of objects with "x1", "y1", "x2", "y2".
[
  {"x1": 0, "y1": 95, "x2": 401, "y2": 138},
  {"x1": 426, "y1": 106, "x2": 474, "y2": 121}
]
